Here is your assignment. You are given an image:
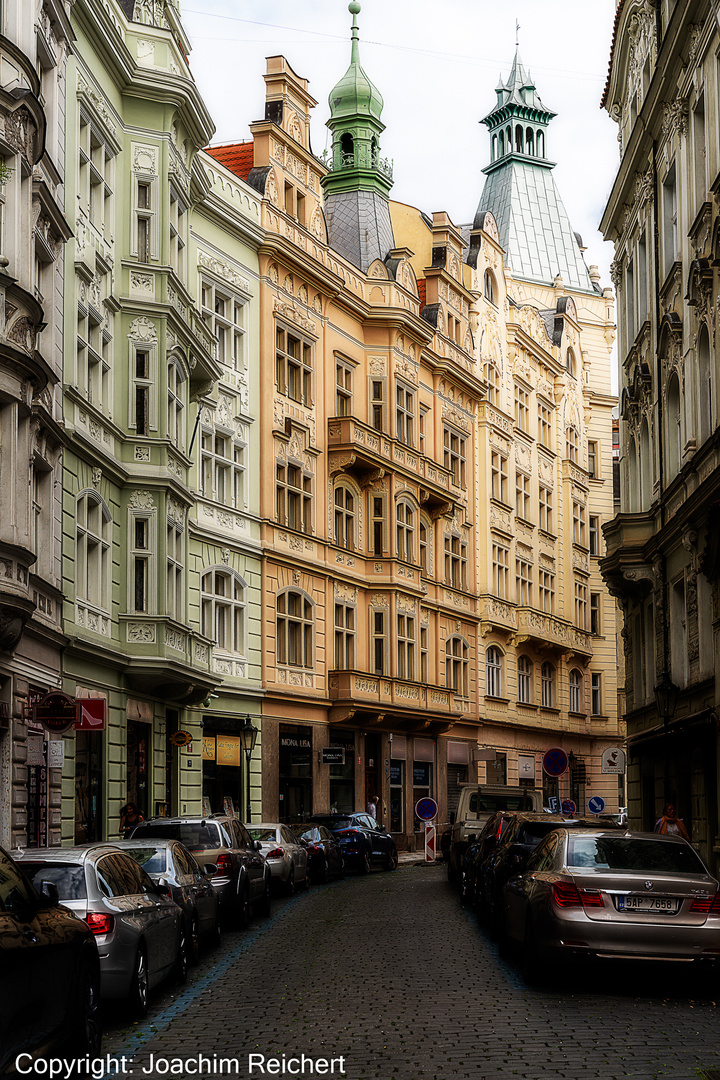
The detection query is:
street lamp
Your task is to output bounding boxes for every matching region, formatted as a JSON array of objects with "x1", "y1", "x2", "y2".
[
  {"x1": 240, "y1": 715, "x2": 259, "y2": 823},
  {"x1": 654, "y1": 670, "x2": 680, "y2": 803}
]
